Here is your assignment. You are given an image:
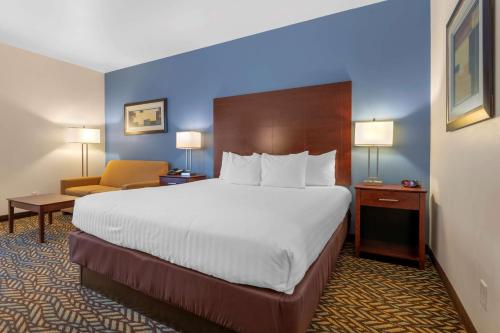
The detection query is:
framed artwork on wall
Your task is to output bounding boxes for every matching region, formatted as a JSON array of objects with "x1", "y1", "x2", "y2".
[
  {"x1": 124, "y1": 98, "x2": 167, "y2": 135},
  {"x1": 446, "y1": 0, "x2": 494, "y2": 131}
]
